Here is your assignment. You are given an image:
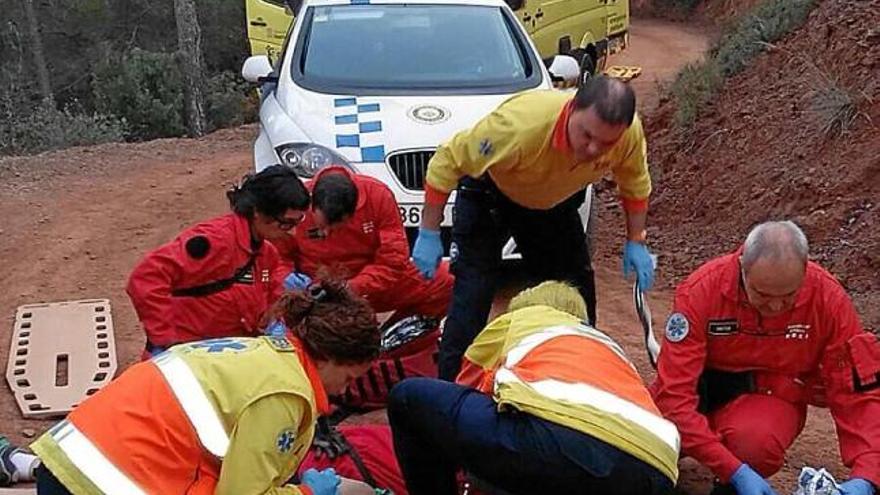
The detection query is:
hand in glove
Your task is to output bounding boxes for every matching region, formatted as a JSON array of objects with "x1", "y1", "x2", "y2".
[
  {"x1": 412, "y1": 228, "x2": 443, "y2": 279},
  {"x1": 284, "y1": 271, "x2": 312, "y2": 291},
  {"x1": 623, "y1": 240, "x2": 655, "y2": 291},
  {"x1": 838, "y1": 478, "x2": 875, "y2": 495},
  {"x1": 730, "y1": 464, "x2": 778, "y2": 495},
  {"x1": 301, "y1": 468, "x2": 340, "y2": 495}
]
